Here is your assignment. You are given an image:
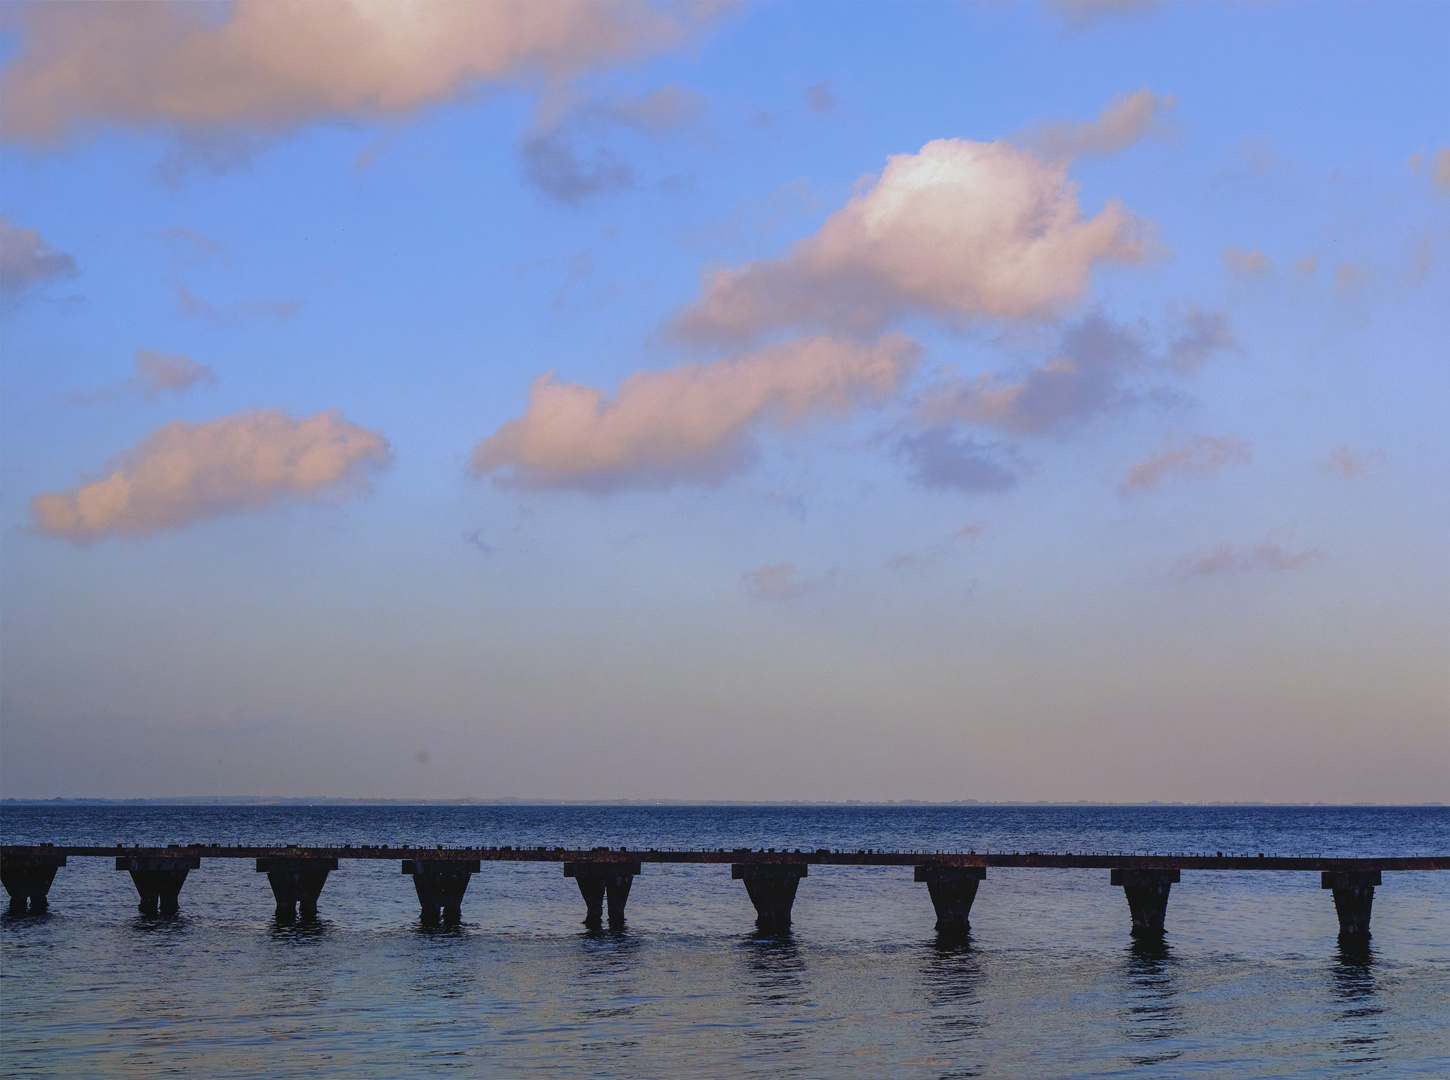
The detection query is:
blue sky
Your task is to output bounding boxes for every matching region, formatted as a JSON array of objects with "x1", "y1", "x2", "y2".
[{"x1": 1, "y1": 0, "x2": 1446, "y2": 801}]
